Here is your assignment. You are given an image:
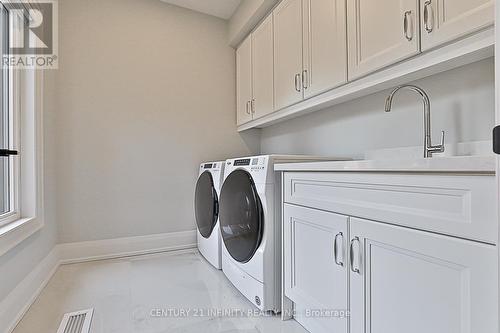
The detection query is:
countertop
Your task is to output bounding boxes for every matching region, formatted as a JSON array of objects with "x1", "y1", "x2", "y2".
[{"x1": 274, "y1": 155, "x2": 496, "y2": 173}]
